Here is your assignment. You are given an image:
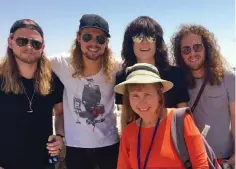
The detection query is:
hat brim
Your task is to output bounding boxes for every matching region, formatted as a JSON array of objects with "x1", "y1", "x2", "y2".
[
  {"x1": 79, "y1": 26, "x2": 111, "y2": 37},
  {"x1": 114, "y1": 75, "x2": 173, "y2": 95}
]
